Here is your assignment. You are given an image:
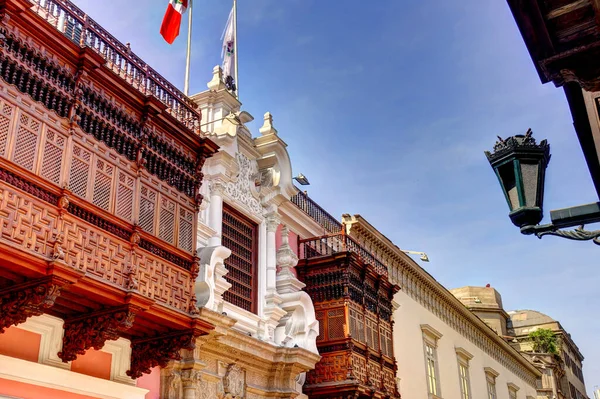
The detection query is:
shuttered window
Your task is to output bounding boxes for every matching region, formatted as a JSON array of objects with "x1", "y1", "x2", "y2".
[{"x1": 222, "y1": 204, "x2": 257, "y2": 313}]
